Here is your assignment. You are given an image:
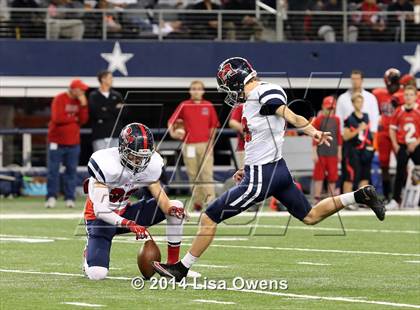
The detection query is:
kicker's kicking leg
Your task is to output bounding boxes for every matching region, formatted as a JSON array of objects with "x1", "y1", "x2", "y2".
[{"x1": 303, "y1": 185, "x2": 386, "y2": 225}]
